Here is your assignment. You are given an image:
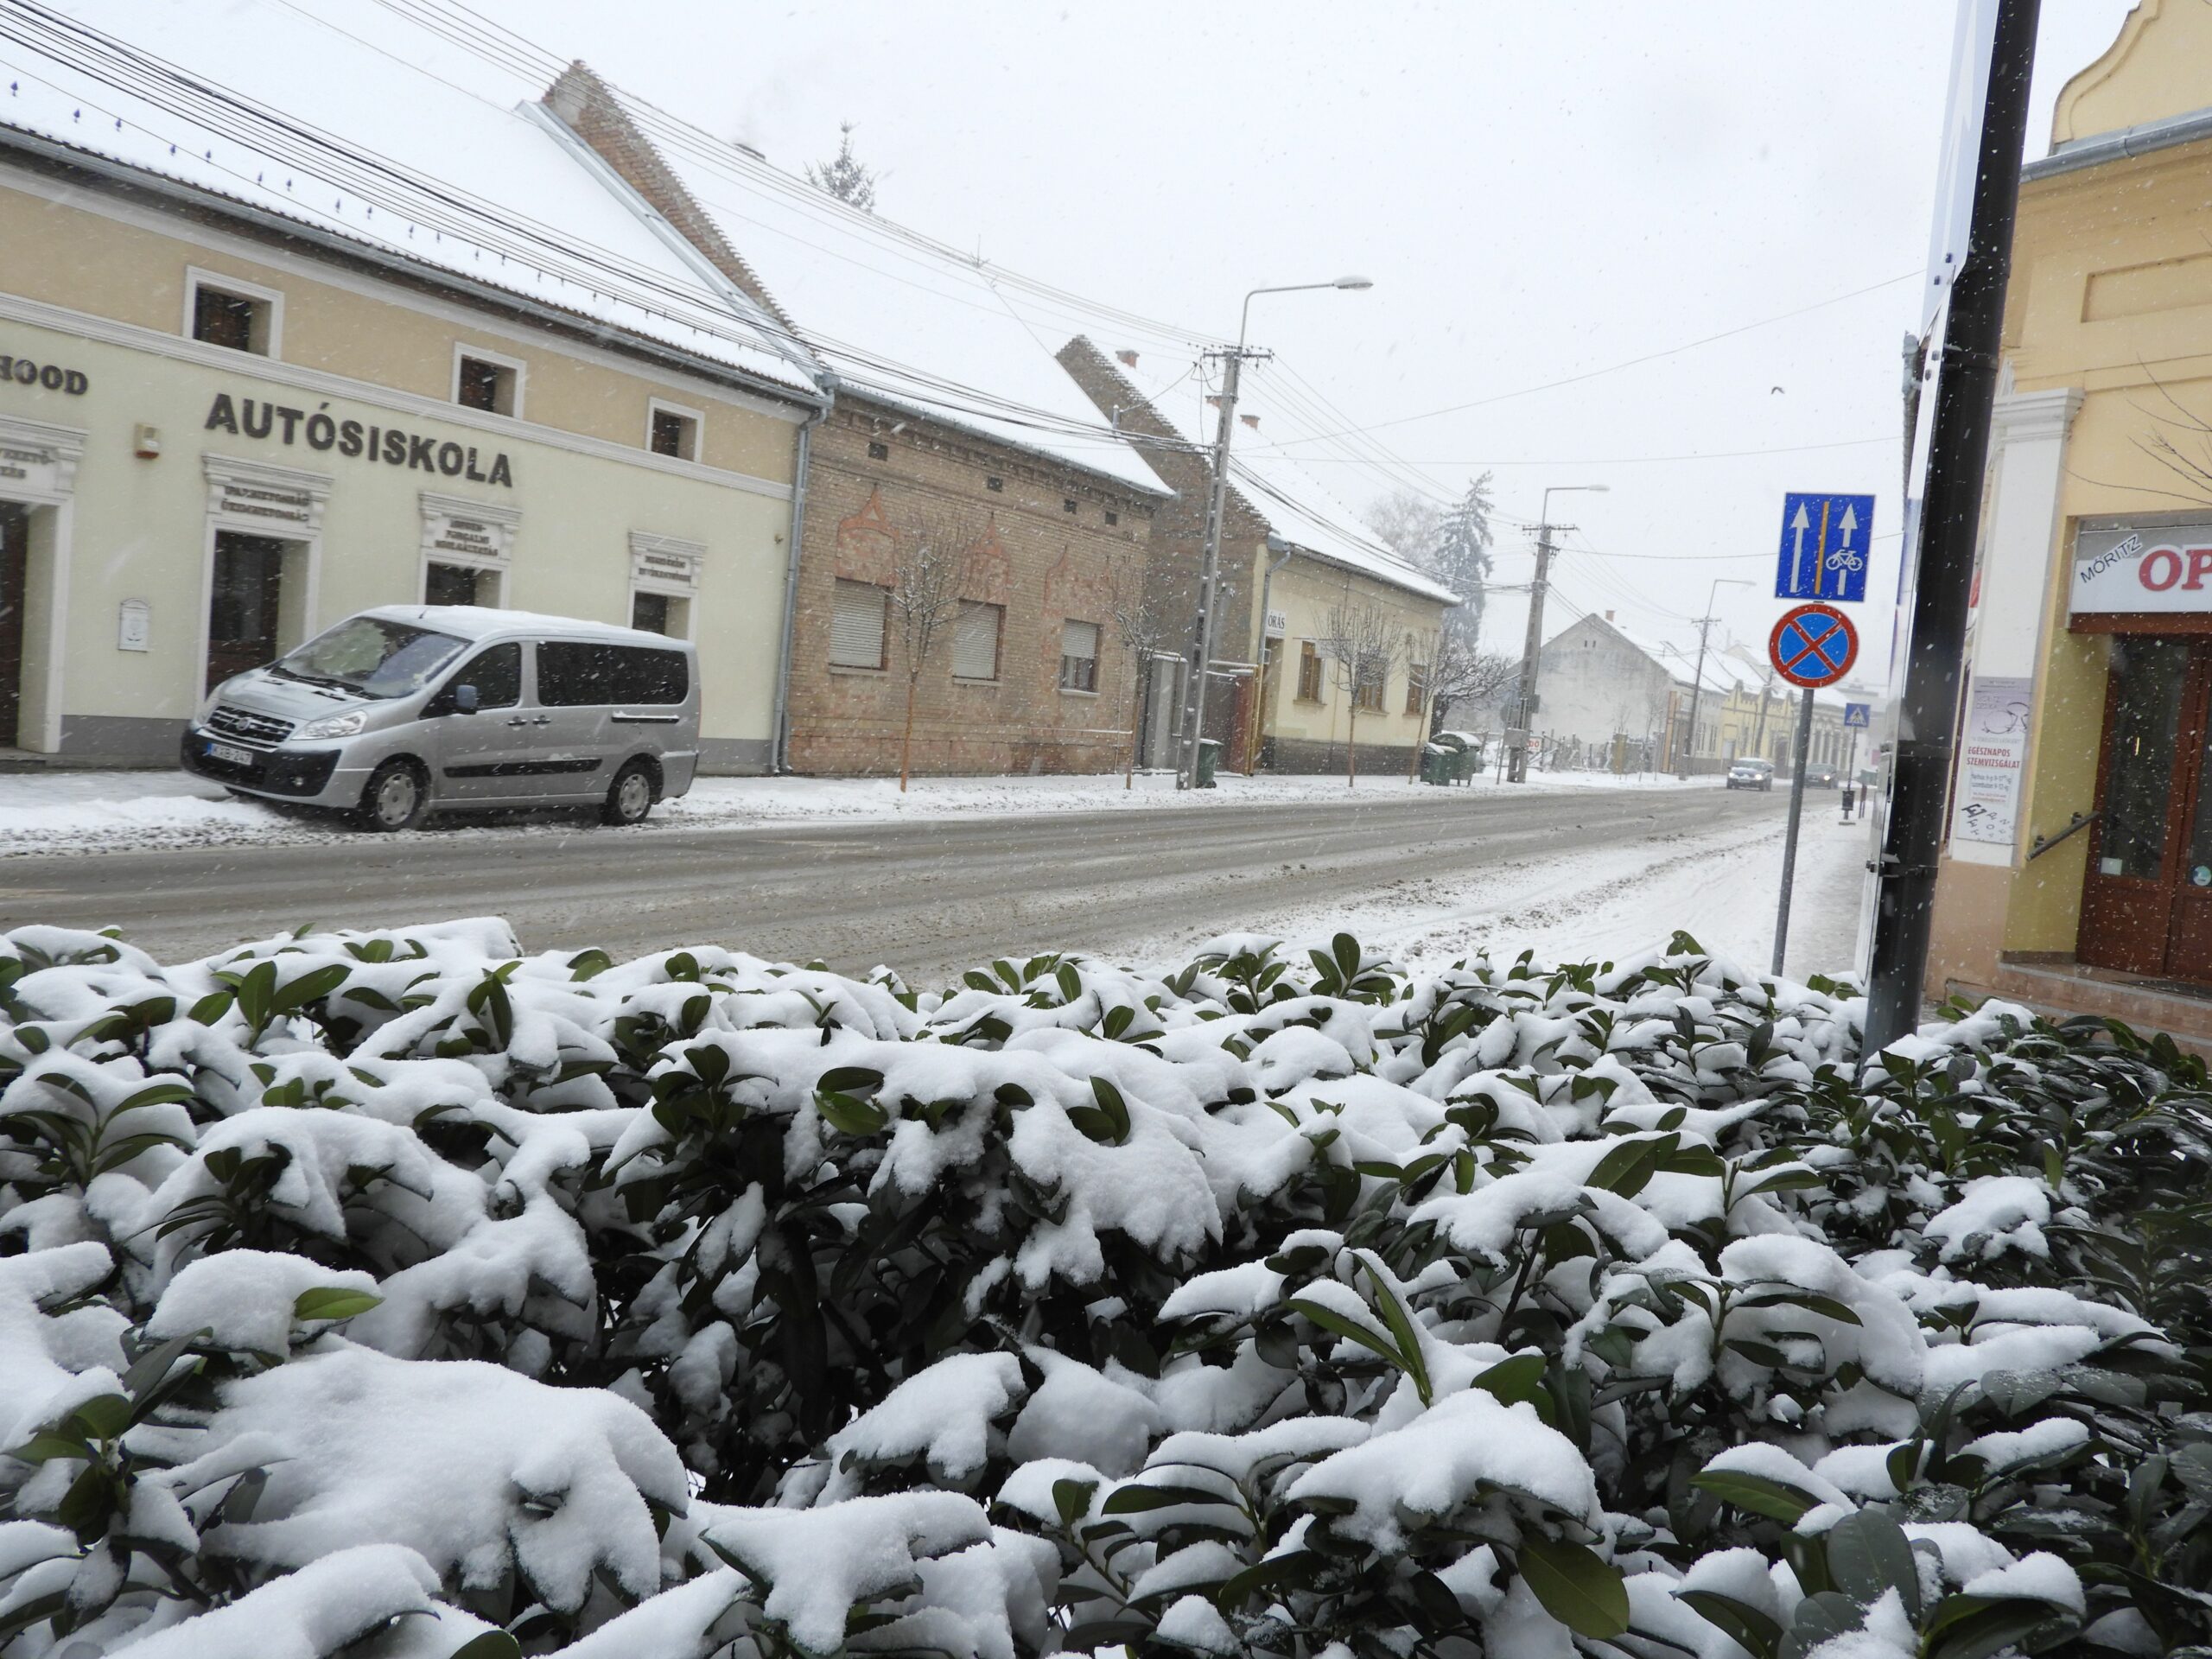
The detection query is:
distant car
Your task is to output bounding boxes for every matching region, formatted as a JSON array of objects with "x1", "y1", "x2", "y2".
[
  {"x1": 1805, "y1": 767, "x2": 1839, "y2": 789},
  {"x1": 1726, "y1": 758, "x2": 1775, "y2": 791}
]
